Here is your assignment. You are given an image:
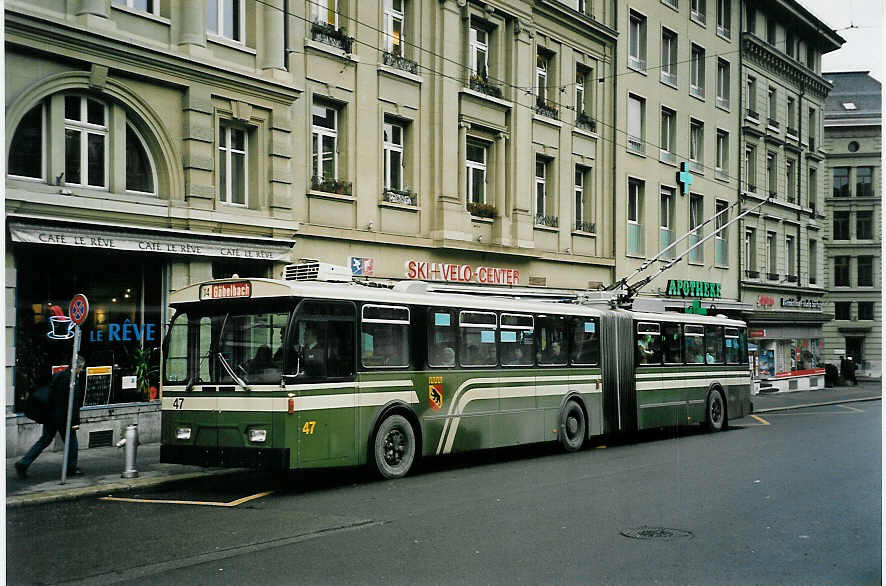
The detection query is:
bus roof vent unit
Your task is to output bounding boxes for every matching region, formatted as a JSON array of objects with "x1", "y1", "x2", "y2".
[
  {"x1": 392, "y1": 281, "x2": 430, "y2": 294},
  {"x1": 283, "y1": 260, "x2": 352, "y2": 282}
]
